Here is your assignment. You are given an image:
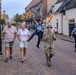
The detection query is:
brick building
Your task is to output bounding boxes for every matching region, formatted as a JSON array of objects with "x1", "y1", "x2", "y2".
[{"x1": 25, "y1": 0, "x2": 56, "y2": 19}]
